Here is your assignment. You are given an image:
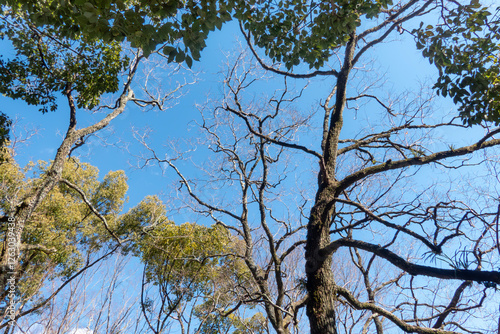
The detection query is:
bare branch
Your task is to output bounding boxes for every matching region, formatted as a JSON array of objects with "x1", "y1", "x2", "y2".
[
  {"x1": 323, "y1": 238, "x2": 500, "y2": 283},
  {"x1": 338, "y1": 131, "x2": 500, "y2": 193},
  {"x1": 336, "y1": 285, "x2": 461, "y2": 334}
]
